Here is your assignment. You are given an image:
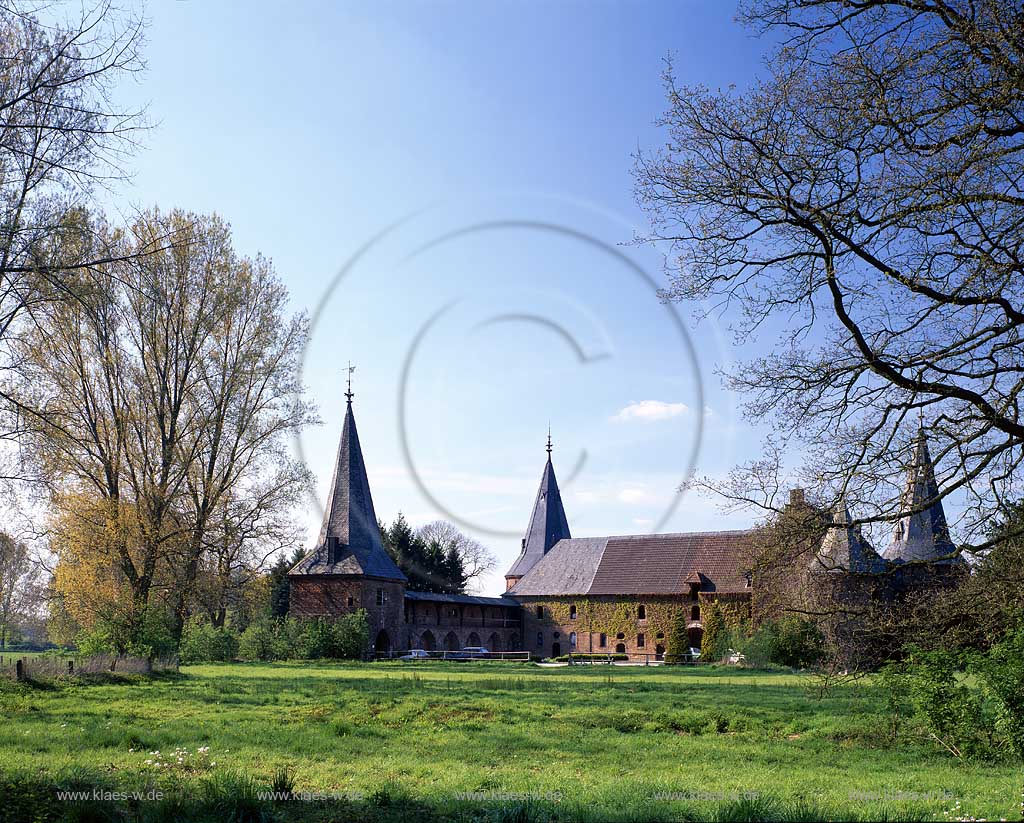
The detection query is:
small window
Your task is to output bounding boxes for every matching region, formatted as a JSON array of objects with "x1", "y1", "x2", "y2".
[
  {"x1": 536, "y1": 632, "x2": 543, "y2": 648},
  {"x1": 656, "y1": 631, "x2": 664, "y2": 640},
  {"x1": 376, "y1": 589, "x2": 386, "y2": 606},
  {"x1": 691, "y1": 605, "x2": 700, "y2": 621},
  {"x1": 569, "y1": 632, "x2": 577, "y2": 648},
  {"x1": 744, "y1": 572, "x2": 752, "y2": 588},
  {"x1": 637, "y1": 604, "x2": 646, "y2": 620},
  {"x1": 535, "y1": 605, "x2": 544, "y2": 619},
  {"x1": 637, "y1": 633, "x2": 645, "y2": 648},
  {"x1": 553, "y1": 632, "x2": 560, "y2": 639},
  {"x1": 569, "y1": 604, "x2": 577, "y2": 620},
  {"x1": 616, "y1": 632, "x2": 625, "y2": 640},
  {"x1": 347, "y1": 596, "x2": 355, "y2": 608},
  {"x1": 599, "y1": 633, "x2": 607, "y2": 648}
]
